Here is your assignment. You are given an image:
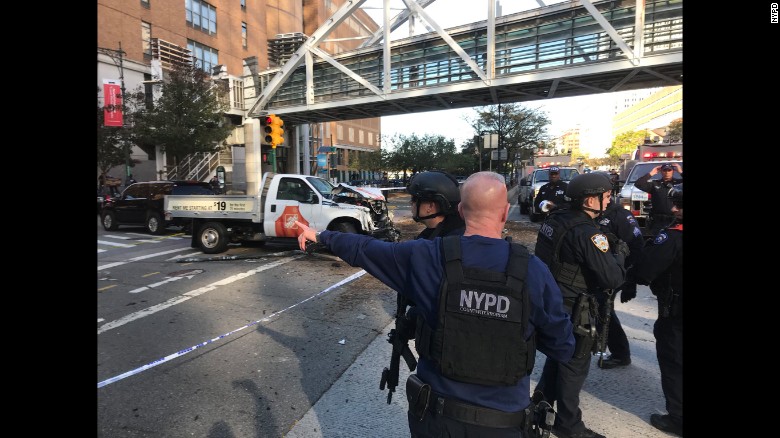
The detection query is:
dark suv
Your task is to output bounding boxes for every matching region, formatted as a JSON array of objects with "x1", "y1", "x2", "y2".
[{"x1": 101, "y1": 181, "x2": 214, "y2": 234}]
